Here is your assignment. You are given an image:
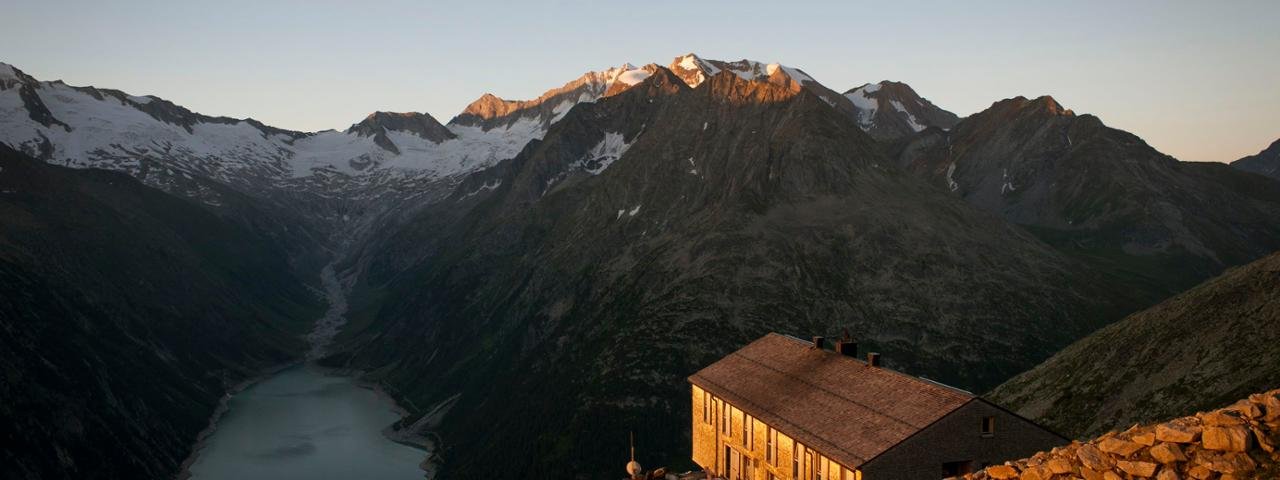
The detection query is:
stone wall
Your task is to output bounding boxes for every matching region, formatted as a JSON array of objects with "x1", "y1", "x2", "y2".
[{"x1": 967, "y1": 389, "x2": 1280, "y2": 480}]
